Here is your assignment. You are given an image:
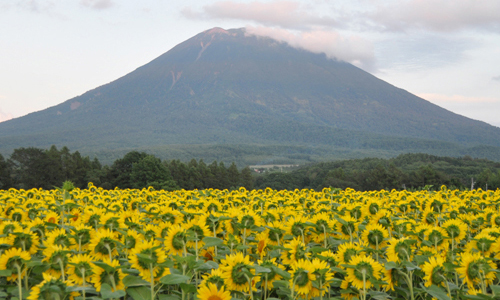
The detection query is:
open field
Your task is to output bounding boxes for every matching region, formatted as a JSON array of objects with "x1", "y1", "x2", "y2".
[{"x1": 1, "y1": 185, "x2": 499, "y2": 299}]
